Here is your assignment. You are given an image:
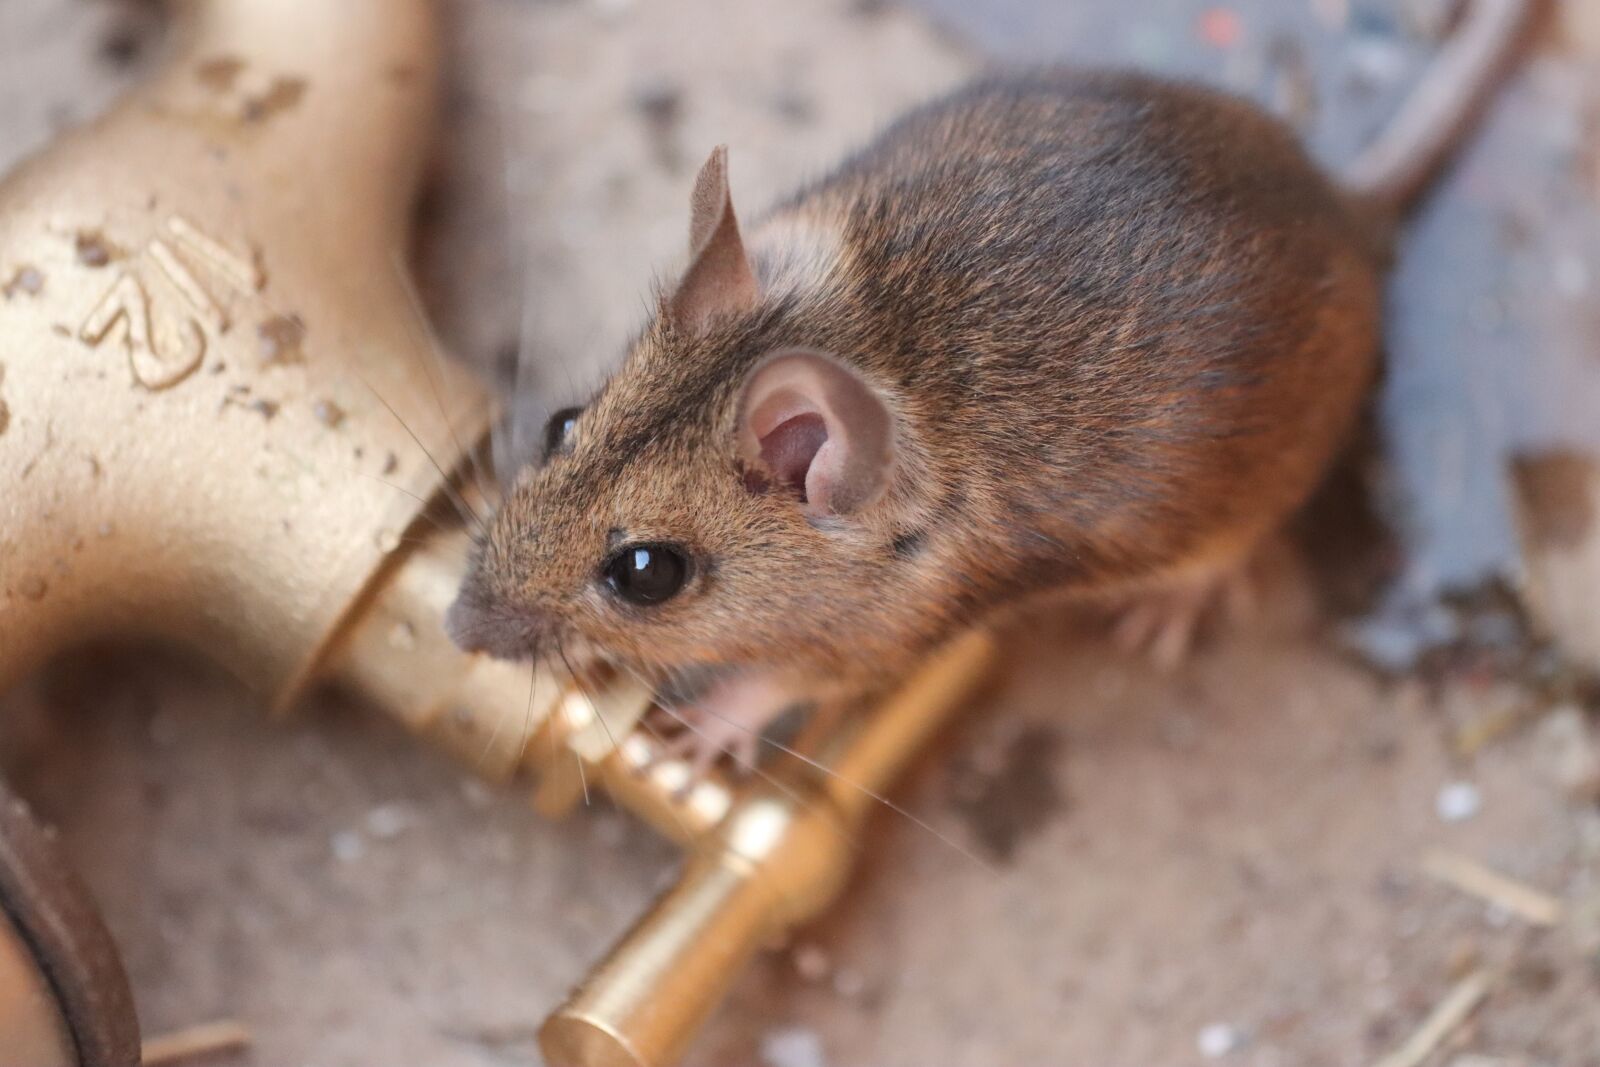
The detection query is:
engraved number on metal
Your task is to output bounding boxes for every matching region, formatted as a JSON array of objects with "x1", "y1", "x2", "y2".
[{"x1": 78, "y1": 216, "x2": 262, "y2": 391}]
